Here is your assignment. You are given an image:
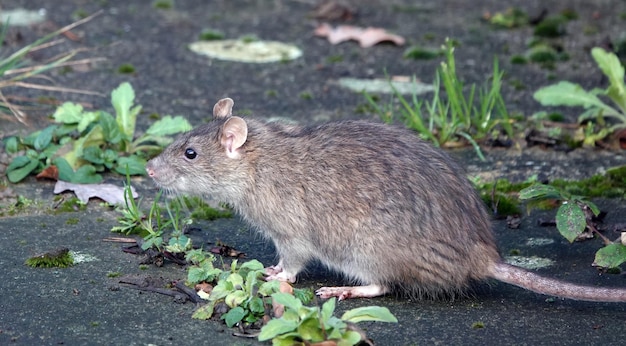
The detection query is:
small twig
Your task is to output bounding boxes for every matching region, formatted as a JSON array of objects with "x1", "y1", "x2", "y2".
[
  {"x1": 0, "y1": 90, "x2": 27, "y2": 124},
  {"x1": 174, "y1": 280, "x2": 203, "y2": 304},
  {"x1": 102, "y1": 237, "x2": 137, "y2": 243},
  {"x1": 4, "y1": 57, "x2": 106, "y2": 75}
]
